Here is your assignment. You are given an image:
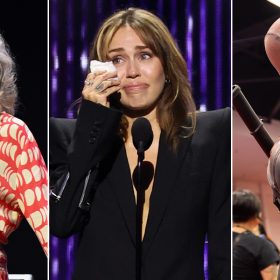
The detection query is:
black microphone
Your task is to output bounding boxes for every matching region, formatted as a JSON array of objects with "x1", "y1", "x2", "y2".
[
  {"x1": 232, "y1": 84, "x2": 274, "y2": 157},
  {"x1": 131, "y1": 117, "x2": 153, "y2": 280},
  {"x1": 132, "y1": 117, "x2": 153, "y2": 157}
]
